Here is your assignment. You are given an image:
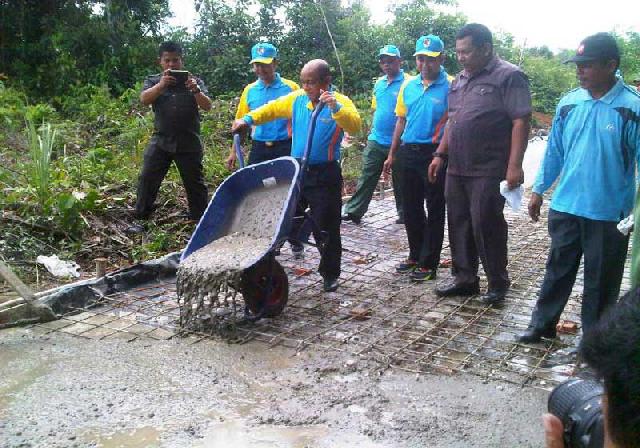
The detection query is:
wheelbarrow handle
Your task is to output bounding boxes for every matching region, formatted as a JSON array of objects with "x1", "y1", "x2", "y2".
[
  {"x1": 300, "y1": 102, "x2": 326, "y2": 175},
  {"x1": 233, "y1": 133, "x2": 245, "y2": 169}
]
